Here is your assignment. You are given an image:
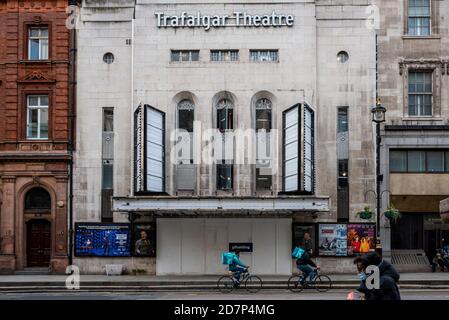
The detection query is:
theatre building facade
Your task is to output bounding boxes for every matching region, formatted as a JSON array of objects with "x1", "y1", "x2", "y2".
[{"x1": 74, "y1": 0, "x2": 377, "y2": 274}]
